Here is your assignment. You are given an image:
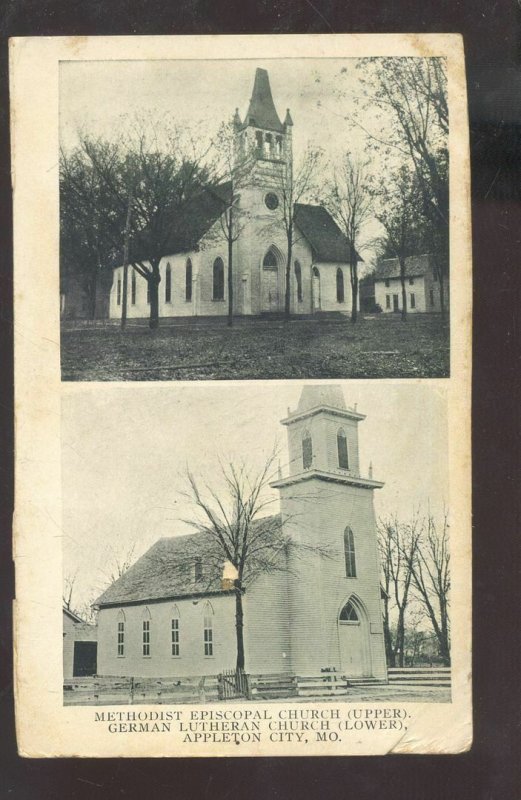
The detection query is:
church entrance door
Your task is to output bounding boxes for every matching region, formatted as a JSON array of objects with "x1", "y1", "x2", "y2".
[
  {"x1": 262, "y1": 268, "x2": 279, "y2": 312},
  {"x1": 338, "y1": 599, "x2": 371, "y2": 677}
]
